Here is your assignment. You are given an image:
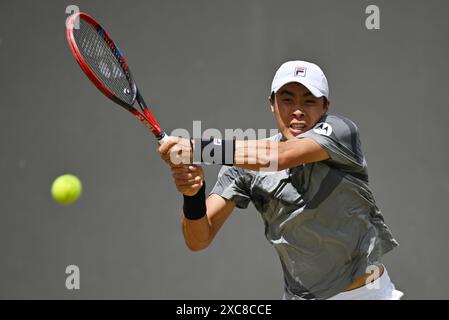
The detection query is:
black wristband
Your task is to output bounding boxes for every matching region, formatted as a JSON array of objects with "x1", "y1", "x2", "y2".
[
  {"x1": 193, "y1": 138, "x2": 235, "y2": 165},
  {"x1": 183, "y1": 181, "x2": 207, "y2": 220}
]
